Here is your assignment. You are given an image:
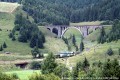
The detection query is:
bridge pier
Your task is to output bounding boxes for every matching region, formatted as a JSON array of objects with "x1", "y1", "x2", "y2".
[{"x1": 58, "y1": 27, "x2": 62, "y2": 38}]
